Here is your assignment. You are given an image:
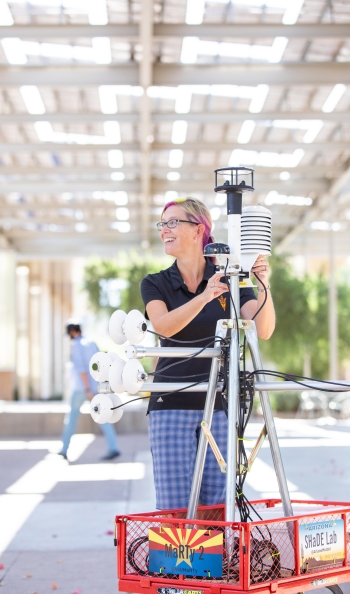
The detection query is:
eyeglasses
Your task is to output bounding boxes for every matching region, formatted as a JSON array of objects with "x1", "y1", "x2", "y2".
[{"x1": 156, "y1": 218, "x2": 198, "y2": 231}]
